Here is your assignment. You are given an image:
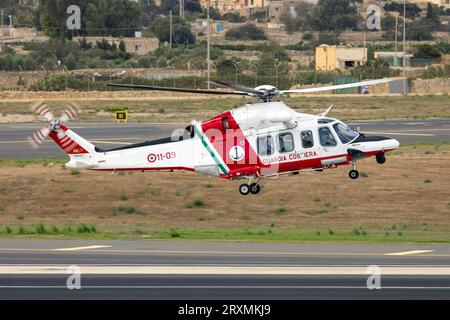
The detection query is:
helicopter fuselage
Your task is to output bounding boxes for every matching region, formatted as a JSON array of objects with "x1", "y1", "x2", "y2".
[{"x1": 57, "y1": 101, "x2": 399, "y2": 194}]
